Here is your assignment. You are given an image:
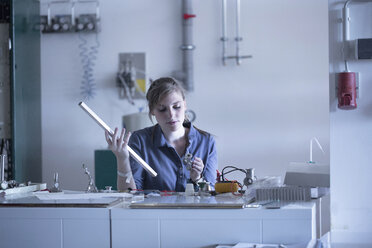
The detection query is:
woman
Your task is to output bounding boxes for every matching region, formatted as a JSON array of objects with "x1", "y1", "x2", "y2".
[{"x1": 105, "y1": 77, "x2": 217, "y2": 191}]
